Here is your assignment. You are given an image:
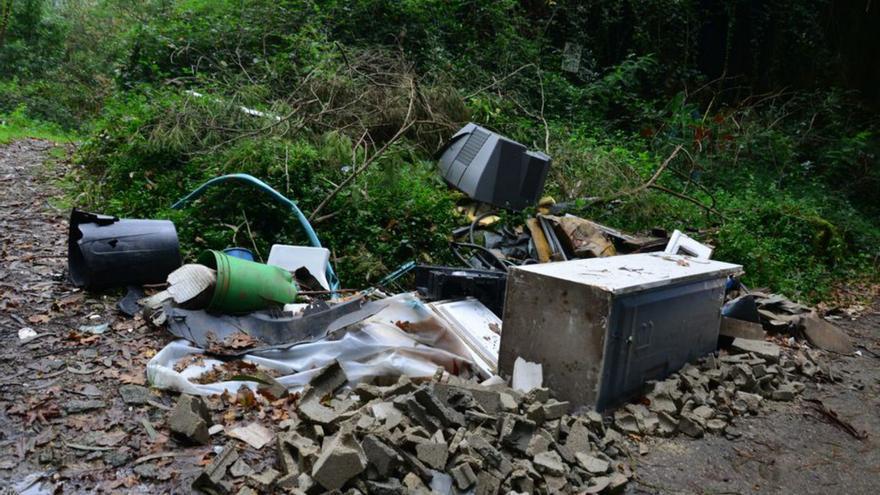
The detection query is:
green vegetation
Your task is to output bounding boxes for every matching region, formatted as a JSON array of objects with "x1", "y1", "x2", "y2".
[
  {"x1": 1, "y1": 0, "x2": 877, "y2": 301},
  {"x1": 0, "y1": 105, "x2": 75, "y2": 143}
]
